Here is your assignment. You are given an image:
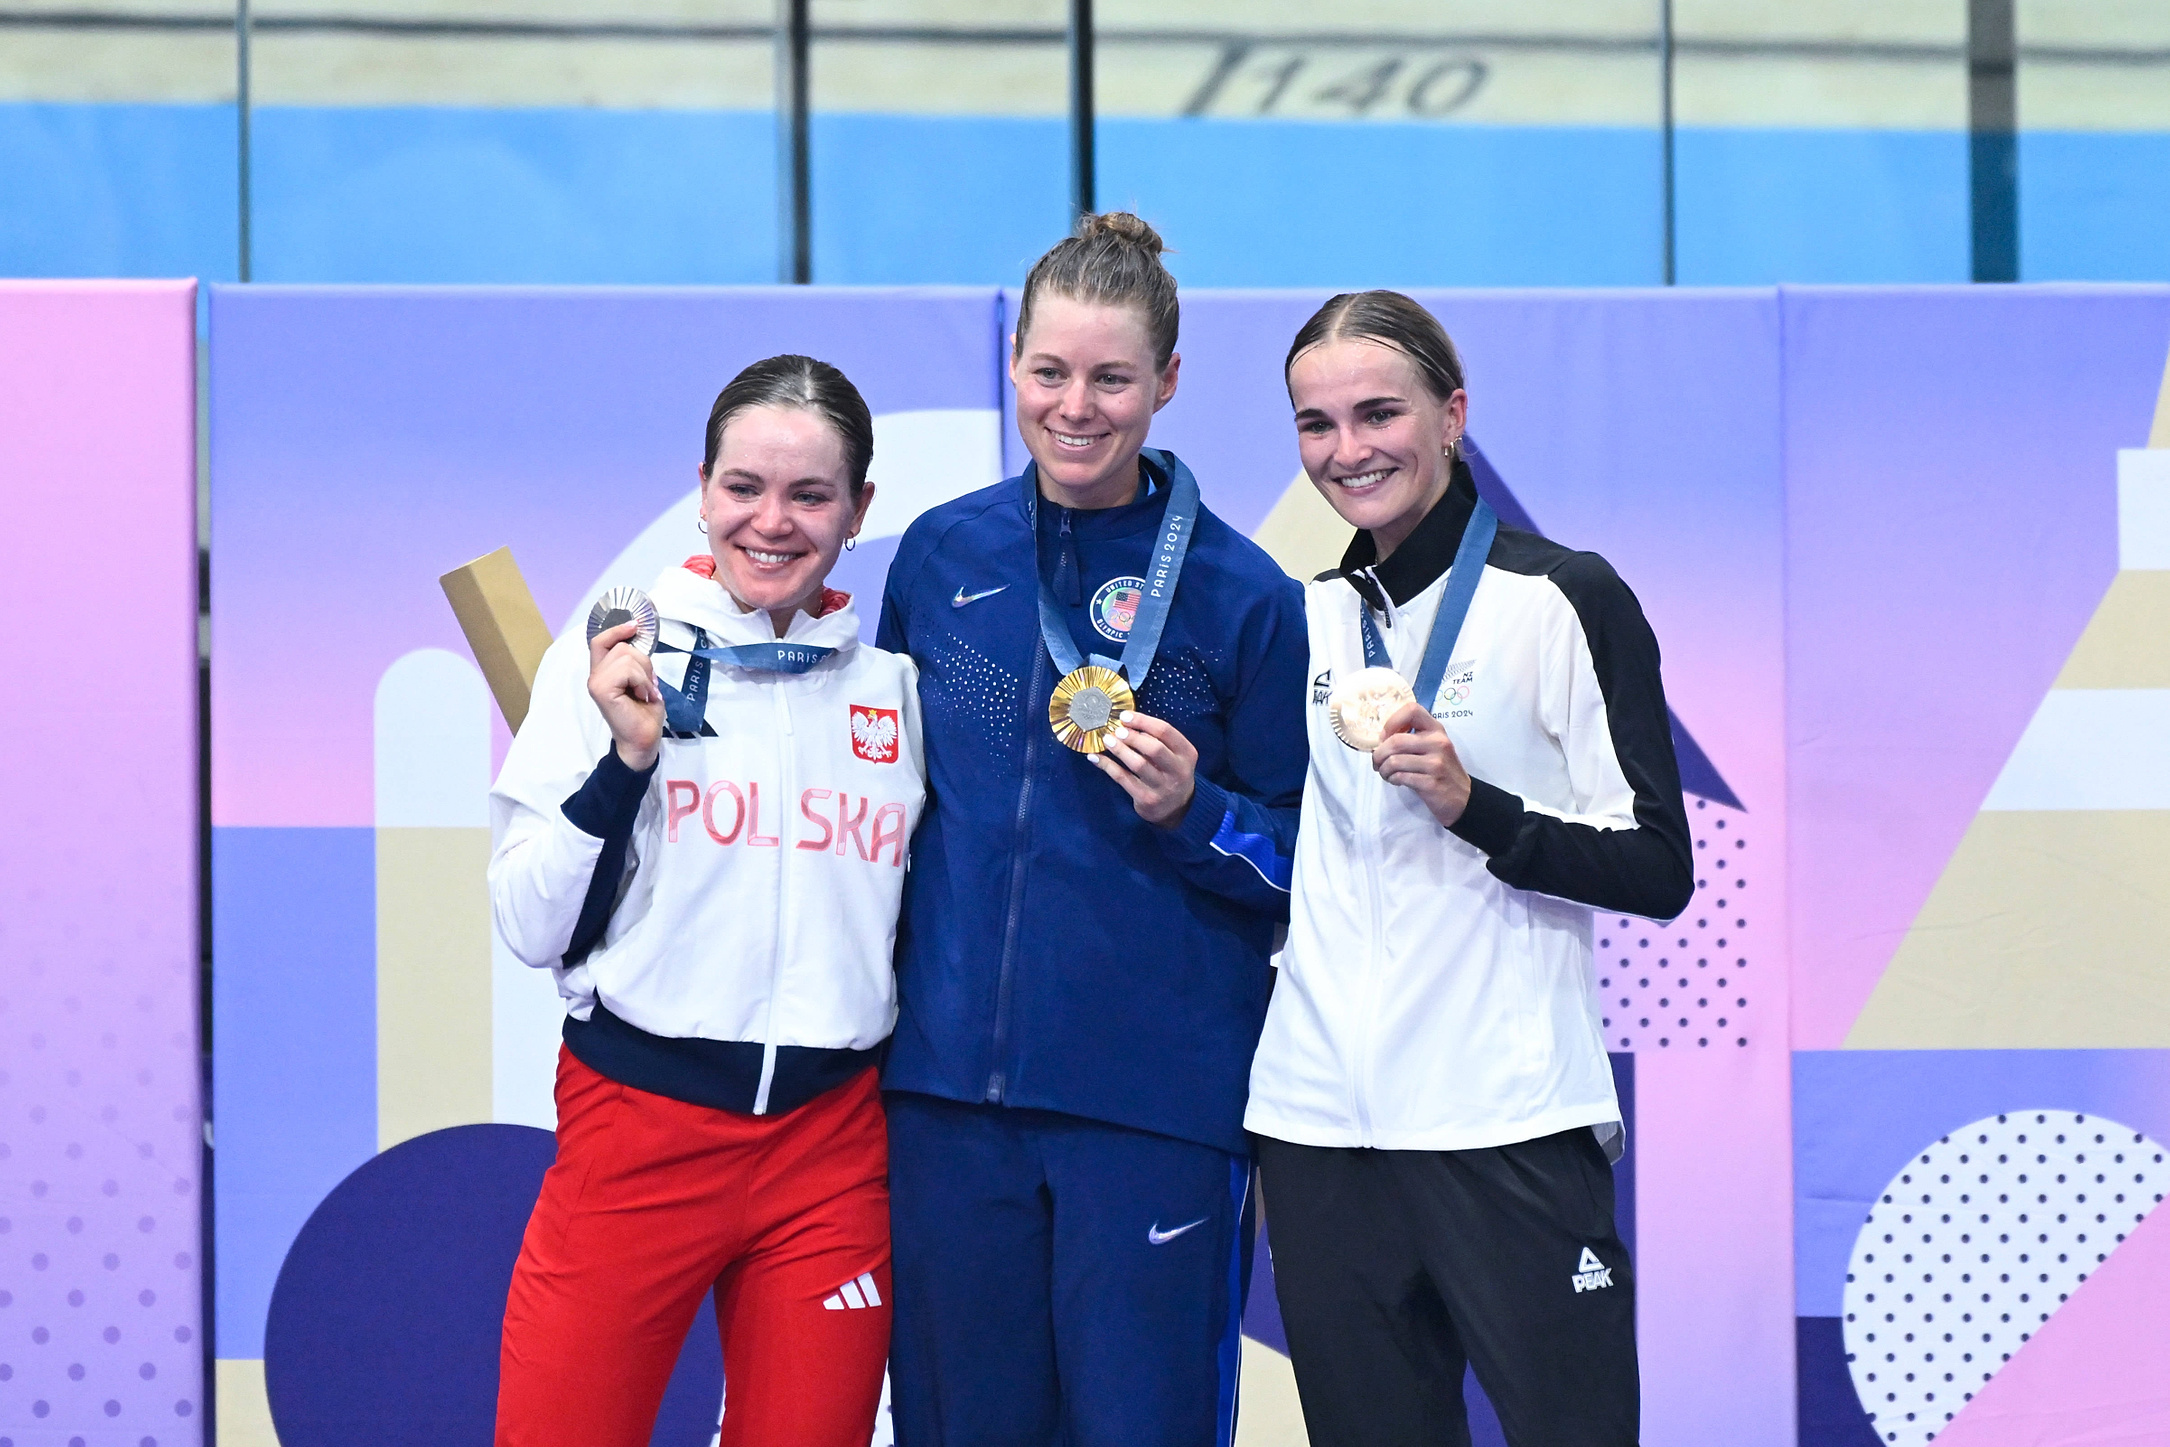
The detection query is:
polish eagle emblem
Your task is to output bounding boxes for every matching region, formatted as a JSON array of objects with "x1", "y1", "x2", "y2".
[{"x1": 850, "y1": 705, "x2": 900, "y2": 763}]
